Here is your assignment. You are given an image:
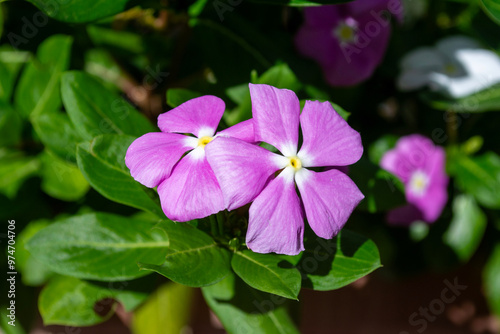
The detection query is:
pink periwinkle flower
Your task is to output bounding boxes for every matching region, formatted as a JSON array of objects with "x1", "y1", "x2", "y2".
[
  {"x1": 381, "y1": 135, "x2": 449, "y2": 225},
  {"x1": 125, "y1": 96, "x2": 254, "y2": 221},
  {"x1": 206, "y1": 84, "x2": 364, "y2": 255},
  {"x1": 295, "y1": 0, "x2": 403, "y2": 86}
]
